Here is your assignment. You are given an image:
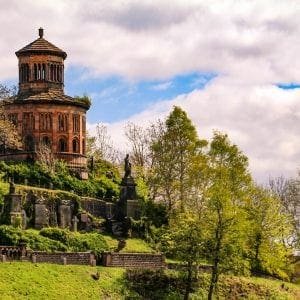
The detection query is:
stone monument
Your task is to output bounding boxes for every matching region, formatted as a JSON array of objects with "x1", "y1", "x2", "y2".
[
  {"x1": 110, "y1": 155, "x2": 140, "y2": 237},
  {"x1": 0, "y1": 180, "x2": 24, "y2": 228}
]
